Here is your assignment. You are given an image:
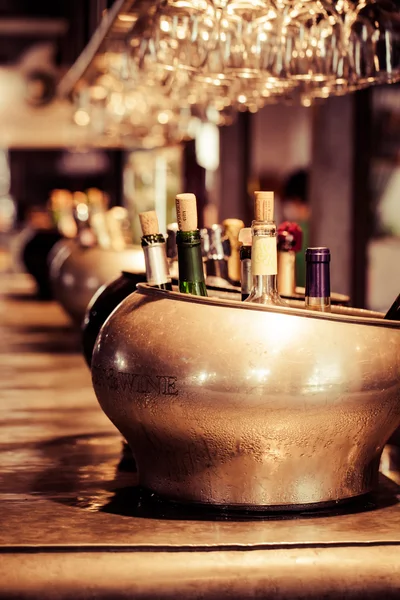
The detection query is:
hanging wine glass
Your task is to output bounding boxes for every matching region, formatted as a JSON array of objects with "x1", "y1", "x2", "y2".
[
  {"x1": 216, "y1": 0, "x2": 279, "y2": 78},
  {"x1": 151, "y1": 0, "x2": 215, "y2": 72},
  {"x1": 278, "y1": 0, "x2": 346, "y2": 84},
  {"x1": 353, "y1": 0, "x2": 400, "y2": 84},
  {"x1": 71, "y1": 0, "x2": 400, "y2": 149}
]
